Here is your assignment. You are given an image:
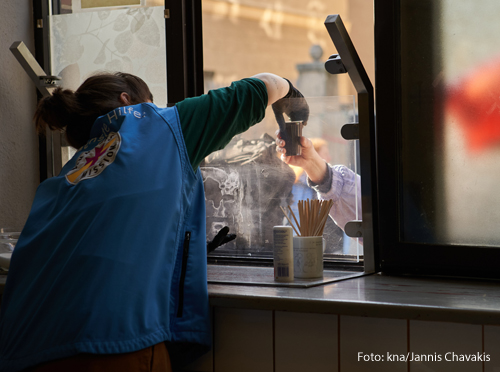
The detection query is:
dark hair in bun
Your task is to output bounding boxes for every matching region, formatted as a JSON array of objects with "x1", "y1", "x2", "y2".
[{"x1": 34, "y1": 72, "x2": 153, "y2": 149}]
